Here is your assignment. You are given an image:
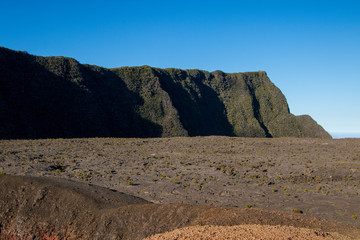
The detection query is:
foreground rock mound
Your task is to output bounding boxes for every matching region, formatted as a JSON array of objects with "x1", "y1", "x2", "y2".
[
  {"x1": 0, "y1": 46, "x2": 331, "y2": 139},
  {"x1": 1, "y1": 175, "x2": 358, "y2": 240},
  {"x1": 143, "y1": 225, "x2": 349, "y2": 240}
]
